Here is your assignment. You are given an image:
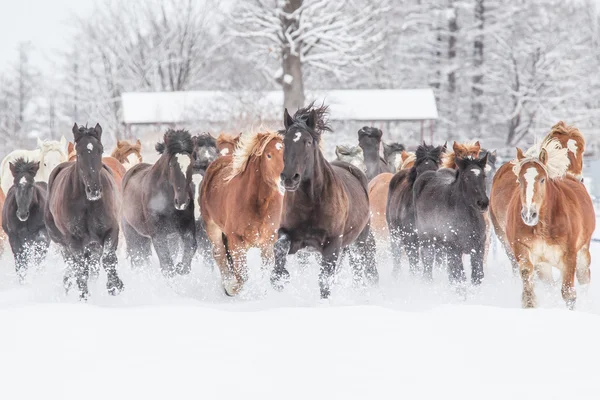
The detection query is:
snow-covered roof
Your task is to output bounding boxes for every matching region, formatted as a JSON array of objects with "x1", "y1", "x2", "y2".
[{"x1": 121, "y1": 89, "x2": 438, "y2": 124}]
